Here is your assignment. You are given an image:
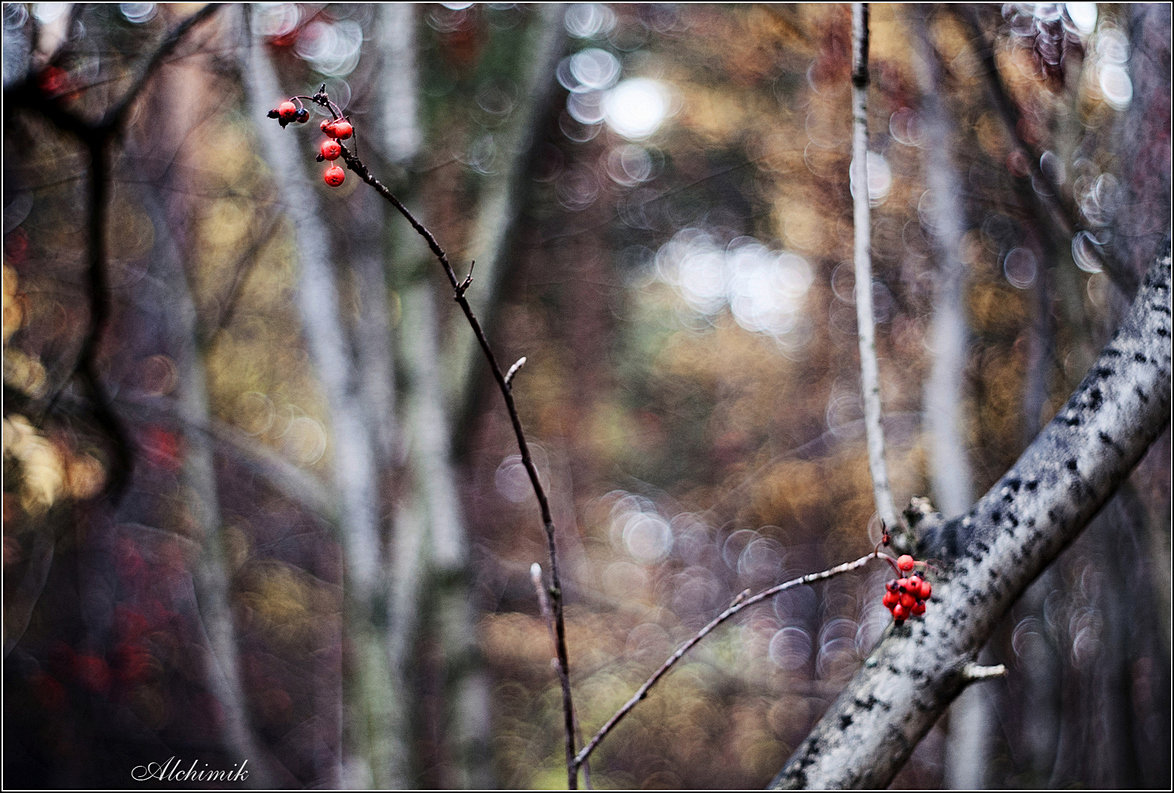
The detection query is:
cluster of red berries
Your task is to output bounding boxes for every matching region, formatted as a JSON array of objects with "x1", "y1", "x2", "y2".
[
  {"x1": 316, "y1": 117, "x2": 352, "y2": 187},
  {"x1": 268, "y1": 99, "x2": 311, "y2": 127},
  {"x1": 881, "y1": 554, "x2": 932, "y2": 623},
  {"x1": 268, "y1": 97, "x2": 354, "y2": 188}
]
